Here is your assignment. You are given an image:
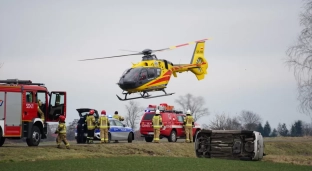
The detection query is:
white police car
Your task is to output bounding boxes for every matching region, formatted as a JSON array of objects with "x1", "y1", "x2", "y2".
[{"x1": 75, "y1": 108, "x2": 134, "y2": 143}]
